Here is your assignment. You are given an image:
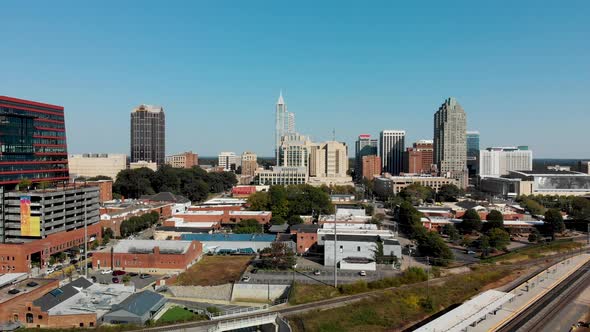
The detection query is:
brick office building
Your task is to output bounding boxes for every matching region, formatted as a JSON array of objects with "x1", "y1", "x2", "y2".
[
  {"x1": 0, "y1": 277, "x2": 60, "y2": 327},
  {"x1": 290, "y1": 224, "x2": 320, "y2": 254},
  {"x1": 176, "y1": 210, "x2": 272, "y2": 225},
  {"x1": 99, "y1": 202, "x2": 173, "y2": 237},
  {"x1": 404, "y1": 140, "x2": 434, "y2": 174},
  {"x1": 92, "y1": 240, "x2": 202, "y2": 273},
  {"x1": 361, "y1": 155, "x2": 381, "y2": 181}
]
